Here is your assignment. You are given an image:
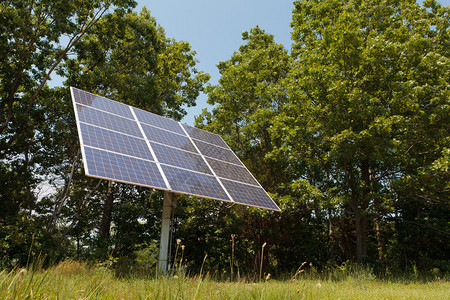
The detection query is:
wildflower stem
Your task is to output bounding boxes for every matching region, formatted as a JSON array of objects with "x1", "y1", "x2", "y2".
[
  {"x1": 260, "y1": 242, "x2": 267, "y2": 282},
  {"x1": 231, "y1": 234, "x2": 235, "y2": 282}
]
